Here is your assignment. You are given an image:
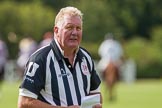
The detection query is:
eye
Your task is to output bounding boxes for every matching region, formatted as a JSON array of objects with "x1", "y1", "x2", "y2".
[
  {"x1": 65, "y1": 25, "x2": 73, "y2": 30},
  {"x1": 76, "y1": 26, "x2": 82, "y2": 31},
  {"x1": 65, "y1": 24, "x2": 82, "y2": 31}
]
